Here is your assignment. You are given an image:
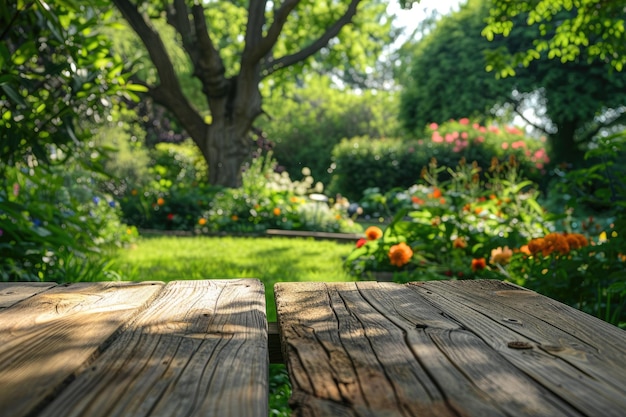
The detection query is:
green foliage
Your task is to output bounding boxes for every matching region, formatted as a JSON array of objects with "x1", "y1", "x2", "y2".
[
  {"x1": 0, "y1": 0, "x2": 139, "y2": 282},
  {"x1": 0, "y1": 0, "x2": 136, "y2": 166},
  {"x1": 483, "y1": 0, "x2": 626, "y2": 73},
  {"x1": 0, "y1": 152, "x2": 136, "y2": 282},
  {"x1": 329, "y1": 118, "x2": 550, "y2": 201},
  {"x1": 261, "y1": 75, "x2": 400, "y2": 185}
]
